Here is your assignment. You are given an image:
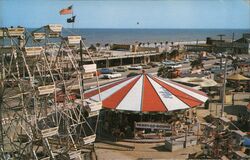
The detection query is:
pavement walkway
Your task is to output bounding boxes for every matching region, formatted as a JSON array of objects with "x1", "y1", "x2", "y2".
[{"x1": 95, "y1": 142, "x2": 201, "y2": 160}]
